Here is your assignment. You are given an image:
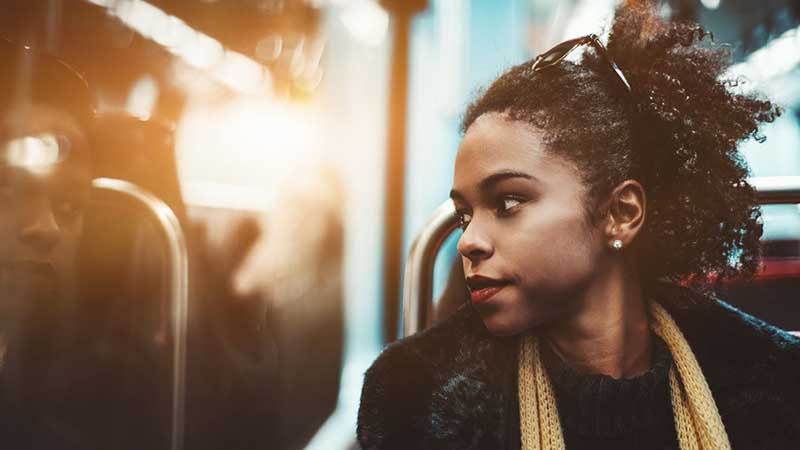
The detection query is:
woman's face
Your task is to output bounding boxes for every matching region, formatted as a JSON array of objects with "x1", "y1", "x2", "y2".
[
  {"x1": 0, "y1": 105, "x2": 90, "y2": 329},
  {"x1": 451, "y1": 113, "x2": 607, "y2": 336}
]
